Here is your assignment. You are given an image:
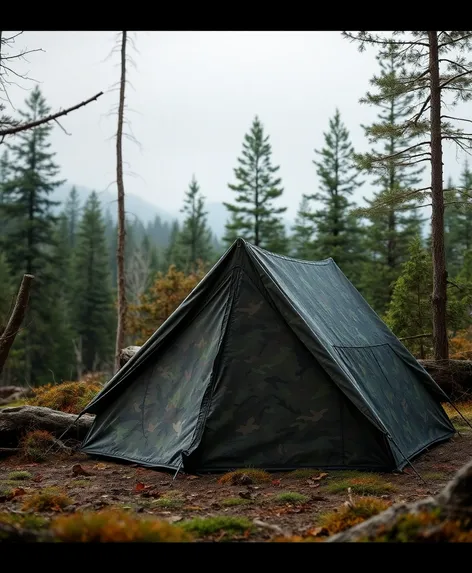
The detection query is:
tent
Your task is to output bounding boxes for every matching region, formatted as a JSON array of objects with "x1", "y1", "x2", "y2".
[{"x1": 80, "y1": 238, "x2": 455, "y2": 473}]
